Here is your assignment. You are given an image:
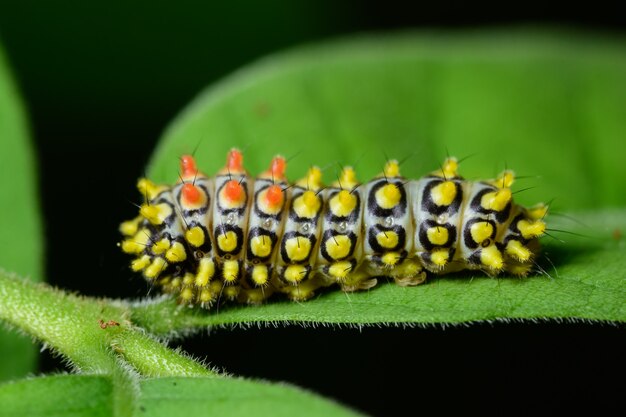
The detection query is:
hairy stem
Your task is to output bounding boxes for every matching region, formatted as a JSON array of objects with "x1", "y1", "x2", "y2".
[{"x1": 0, "y1": 269, "x2": 213, "y2": 378}]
